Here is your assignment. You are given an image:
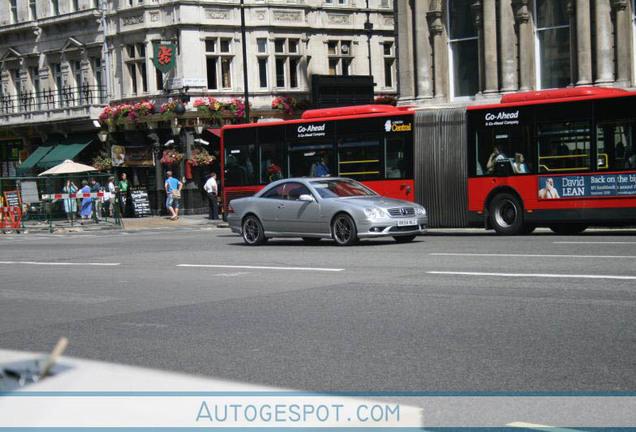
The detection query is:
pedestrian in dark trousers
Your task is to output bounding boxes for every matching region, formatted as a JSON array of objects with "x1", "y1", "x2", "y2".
[{"x1": 203, "y1": 172, "x2": 219, "y2": 220}]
